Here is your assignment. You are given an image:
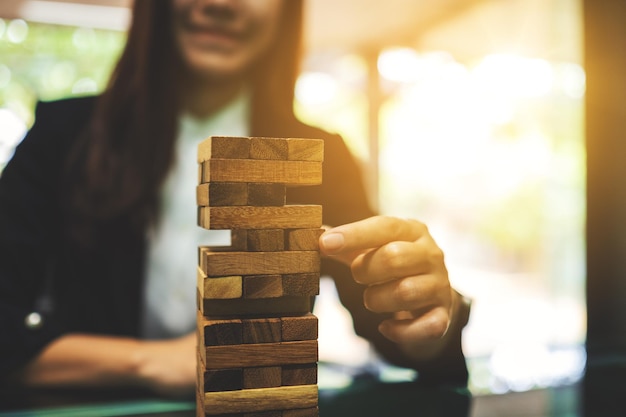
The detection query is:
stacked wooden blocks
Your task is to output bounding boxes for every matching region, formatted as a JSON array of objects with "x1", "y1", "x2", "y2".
[{"x1": 196, "y1": 136, "x2": 324, "y2": 417}]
